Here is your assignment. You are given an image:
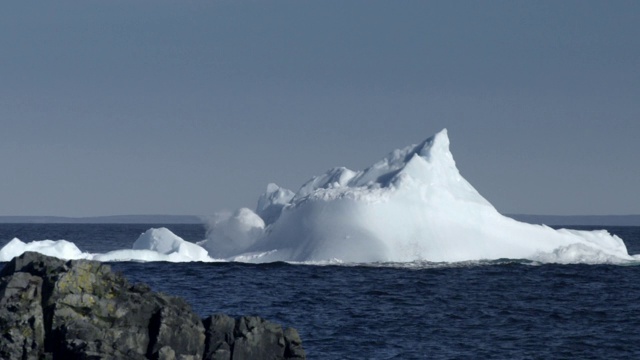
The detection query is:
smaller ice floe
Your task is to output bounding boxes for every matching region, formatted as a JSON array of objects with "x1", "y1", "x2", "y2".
[
  {"x1": 531, "y1": 243, "x2": 630, "y2": 265},
  {"x1": 92, "y1": 249, "x2": 211, "y2": 263},
  {"x1": 0, "y1": 238, "x2": 90, "y2": 262},
  {"x1": 0, "y1": 228, "x2": 216, "y2": 263},
  {"x1": 131, "y1": 227, "x2": 213, "y2": 262}
]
